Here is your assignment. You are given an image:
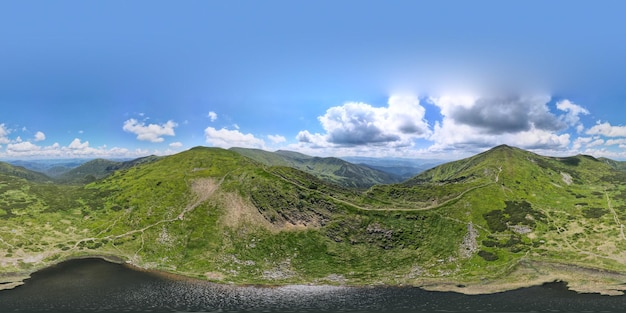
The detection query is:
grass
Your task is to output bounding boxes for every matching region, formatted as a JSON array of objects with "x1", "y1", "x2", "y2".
[{"x1": 3, "y1": 145, "x2": 626, "y2": 294}]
